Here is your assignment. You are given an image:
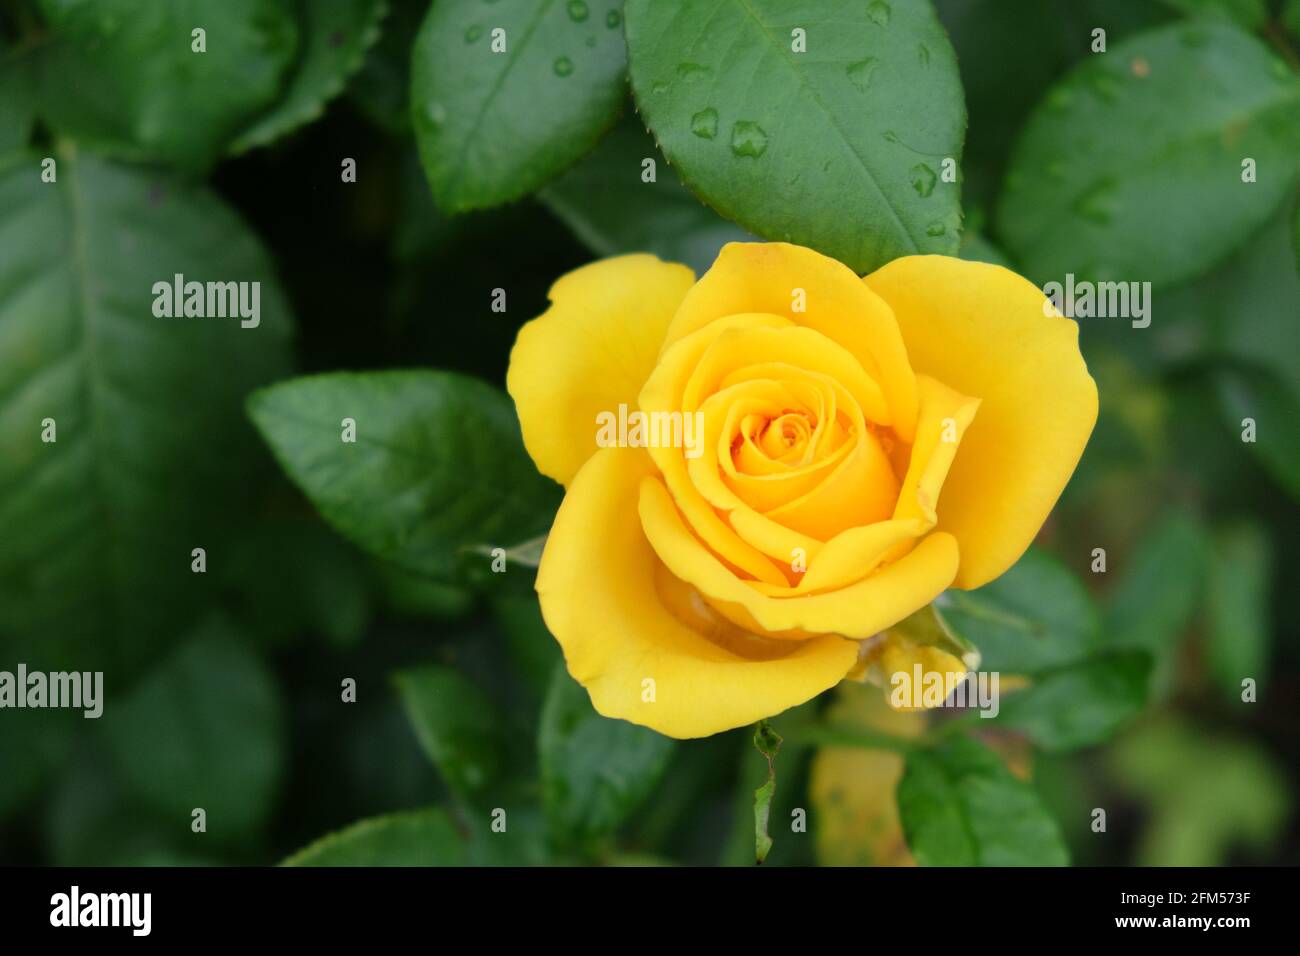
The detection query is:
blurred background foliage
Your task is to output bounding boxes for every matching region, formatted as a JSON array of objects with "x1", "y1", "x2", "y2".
[{"x1": 0, "y1": 0, "x2": 1297, "y2": 866}]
